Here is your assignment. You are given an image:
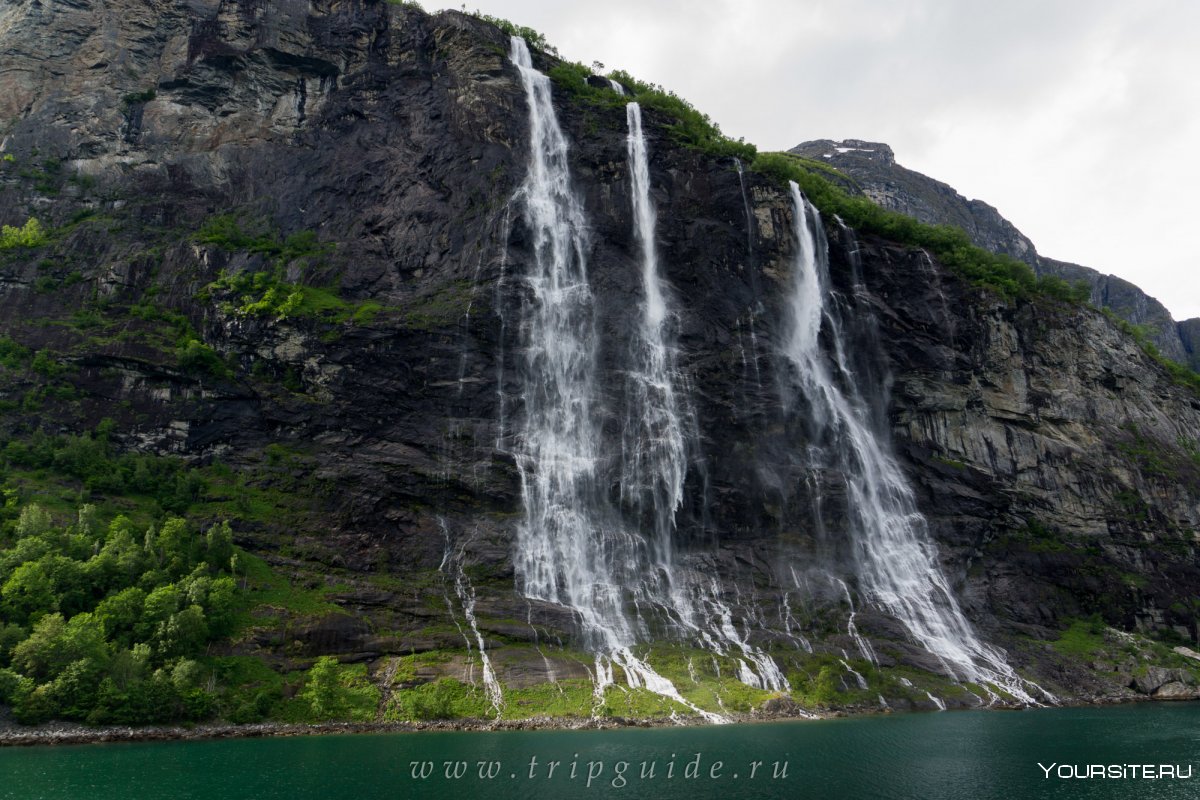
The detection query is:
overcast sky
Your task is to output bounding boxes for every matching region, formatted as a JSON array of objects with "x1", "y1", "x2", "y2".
[{"x1": 450, "y1": 0, "x2": 1200, "y2": 321}]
